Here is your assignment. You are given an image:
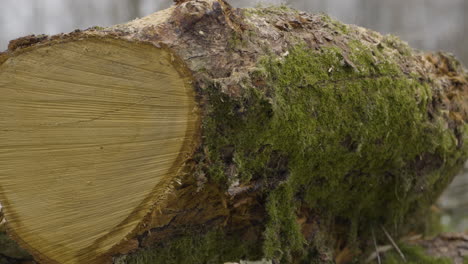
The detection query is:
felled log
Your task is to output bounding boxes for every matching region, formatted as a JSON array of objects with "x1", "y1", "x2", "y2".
[{"x1": 0, "y1": 0, "x2": 467, "y2": 263}]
